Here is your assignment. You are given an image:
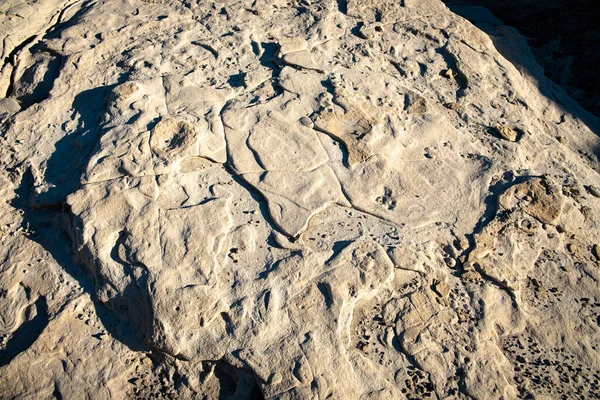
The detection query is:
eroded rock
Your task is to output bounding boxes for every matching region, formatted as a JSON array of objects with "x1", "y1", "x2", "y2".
[{"x1": 1, "y1": 0, "x2": 600, "y2": 399}]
